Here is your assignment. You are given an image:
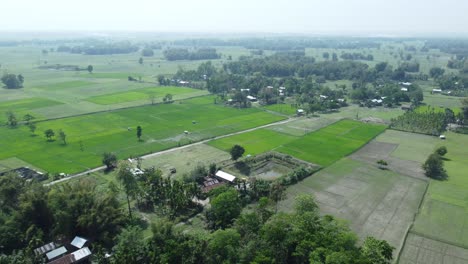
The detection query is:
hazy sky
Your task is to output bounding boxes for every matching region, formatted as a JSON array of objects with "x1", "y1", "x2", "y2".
[{"x1": 1, "y1": 0, "x2": 467, "y2": 35}]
